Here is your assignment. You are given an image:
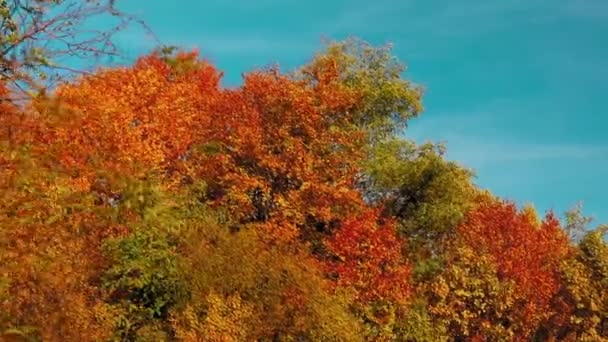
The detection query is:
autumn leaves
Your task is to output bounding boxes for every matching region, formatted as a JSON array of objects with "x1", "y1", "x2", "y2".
[{"x1": 0, "y1": 40, "x2": 606, "y2": 341}]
